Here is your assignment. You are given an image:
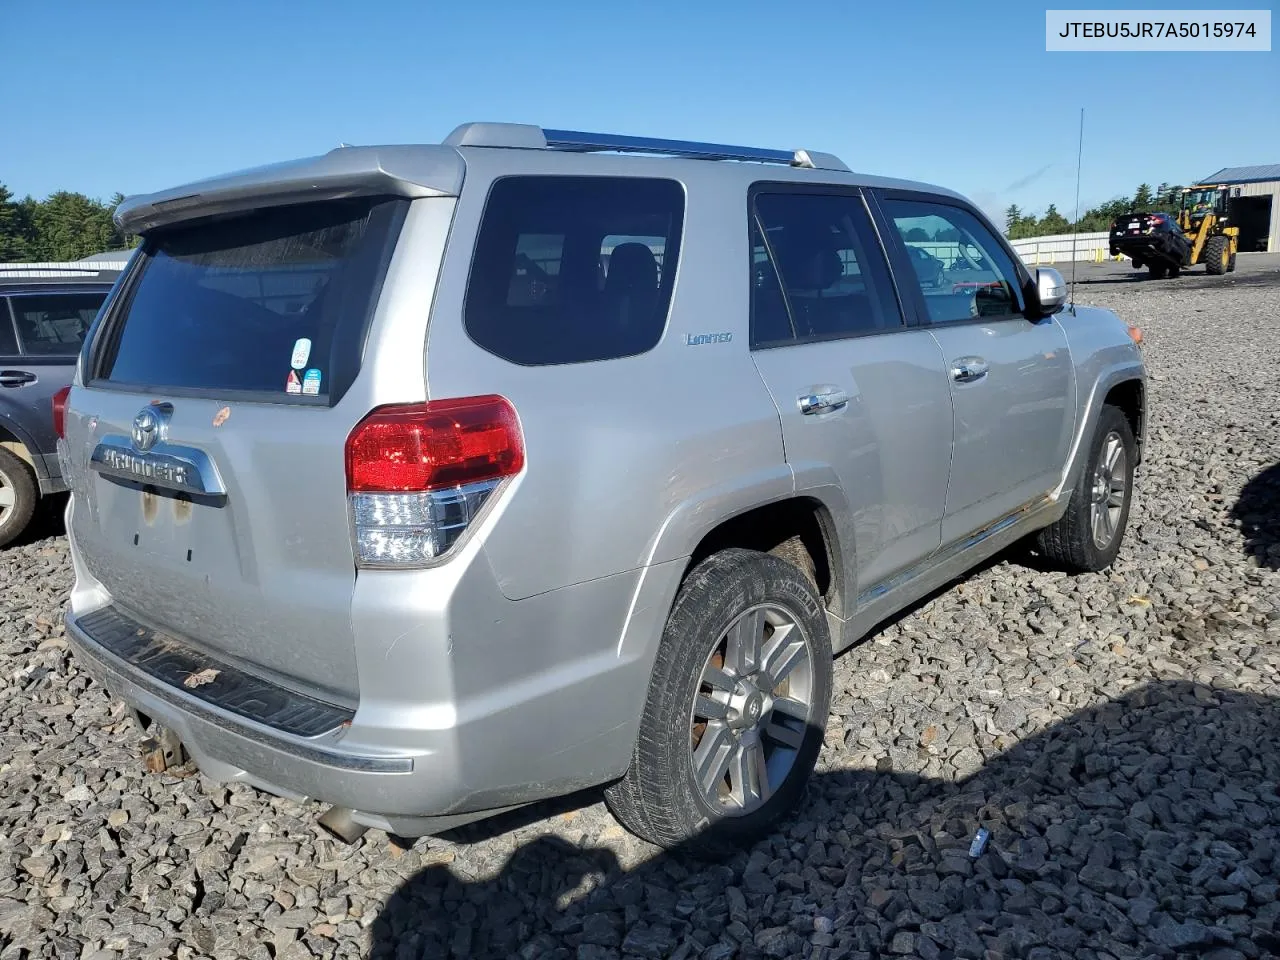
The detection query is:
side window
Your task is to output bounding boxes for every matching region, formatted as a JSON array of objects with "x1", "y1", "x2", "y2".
[
  {"x1": 10, "y1": 292, "x2": 106, "y2": 357},
  {"x1": 0, "y1": 301, "x2": 17, "y2": 355},
  {"x1": 750, "y1": 192, "x2": 901, "y2": 347},
  {"x1": 881, "y1": 198, "x2": 1023, "y2": 323},
  {"x1": 465, "y1": 177, "x2": 684, "y2": 366}
]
